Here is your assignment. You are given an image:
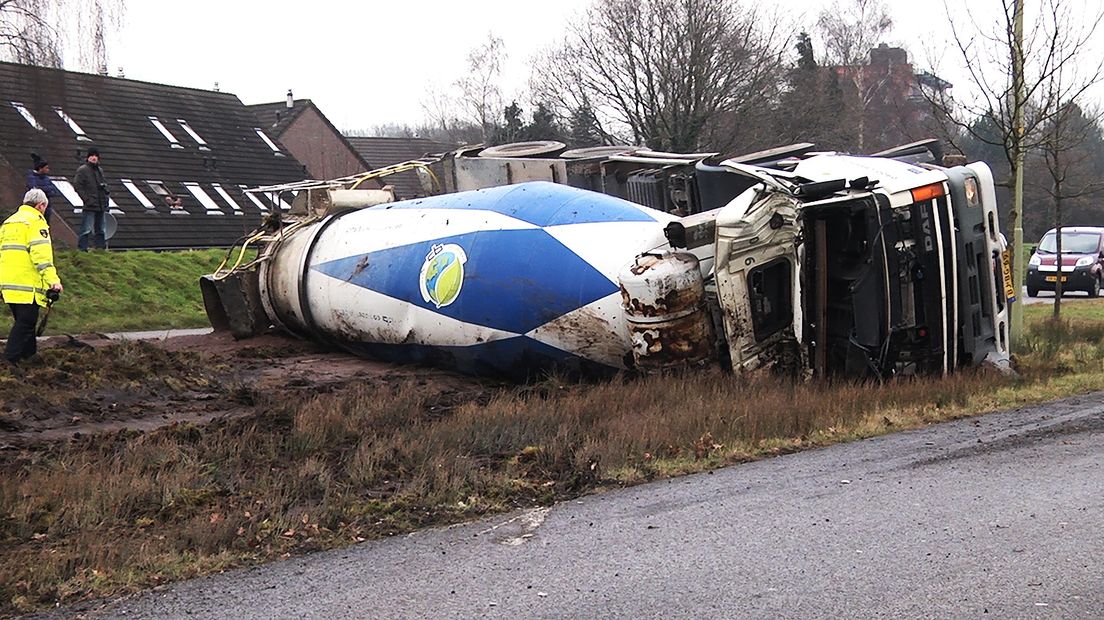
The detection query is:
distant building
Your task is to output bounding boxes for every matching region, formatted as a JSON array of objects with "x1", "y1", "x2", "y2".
[
  {"x1": 828, "y1": 45, "x2": 952, "y2": 152},
  {"x1": 345, "y1": 136, "x2": 458, "y2": 199},
  {"x1": 247, "y1": 93, "x2": 371, "y2": 181},
  {"x1": 0, "y1": 61, "x2": 308, "y2": 249}
]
